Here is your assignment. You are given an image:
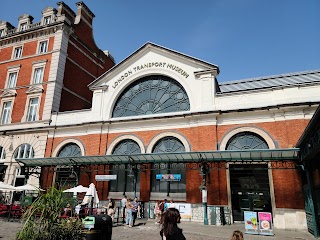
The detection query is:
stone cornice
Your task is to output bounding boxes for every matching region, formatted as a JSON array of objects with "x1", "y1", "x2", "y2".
[{"x1": 0, "y1": 21, "x2": 68, "y2": 47}]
